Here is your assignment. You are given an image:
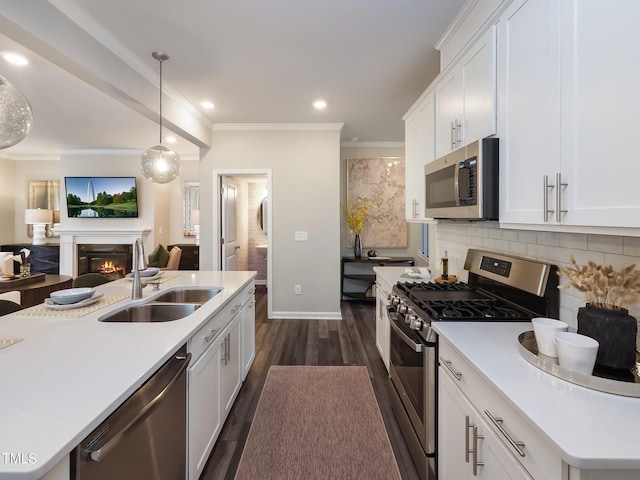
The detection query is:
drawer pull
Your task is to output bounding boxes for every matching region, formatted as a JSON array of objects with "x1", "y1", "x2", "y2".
[
  {"x1": 471, "y1": 424, "x2": 484, "y2": 476},
  {"x1": 205, "y1": 327, "x2": 220, "y2": 342},
  {"x1": 484, "y1": 410, "x2": 526, "y2": 457},
  {"x1": 440, "y1": 357, "x2": 462, "y2": 380}
]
